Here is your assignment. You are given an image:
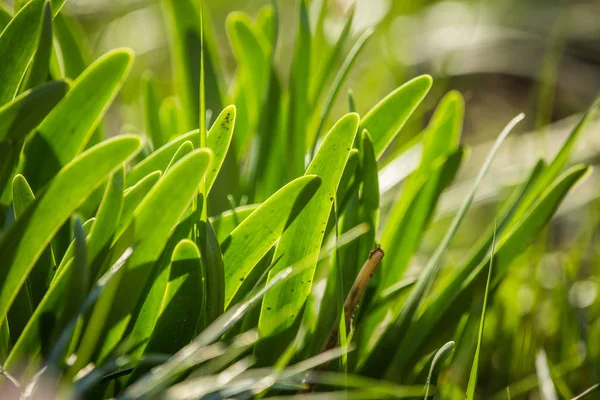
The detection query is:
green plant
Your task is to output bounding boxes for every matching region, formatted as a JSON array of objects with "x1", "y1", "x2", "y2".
[{"x1": 0, "y1": 0, "x2": 597, "y2": 399}]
